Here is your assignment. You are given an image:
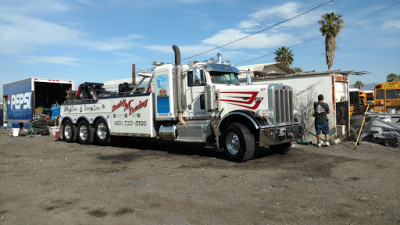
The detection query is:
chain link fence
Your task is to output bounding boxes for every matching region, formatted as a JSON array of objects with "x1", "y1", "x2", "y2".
[
  {"x1": 348, "y1": 104, "x2": 400, "y2": 148},
  {"x1": 297, "y1": 99, "x2": 400, "y2": 148},
  {"x1": 335, "y1": 101, "x2": 349, "y2": 127}
]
